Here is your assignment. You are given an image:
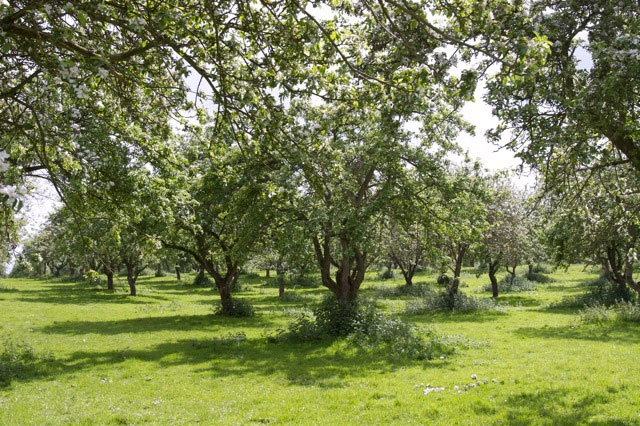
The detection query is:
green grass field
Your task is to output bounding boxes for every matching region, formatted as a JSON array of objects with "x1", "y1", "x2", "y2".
[{"x1": 1, "y1": 266, "x2": 639, "y2": 425}]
